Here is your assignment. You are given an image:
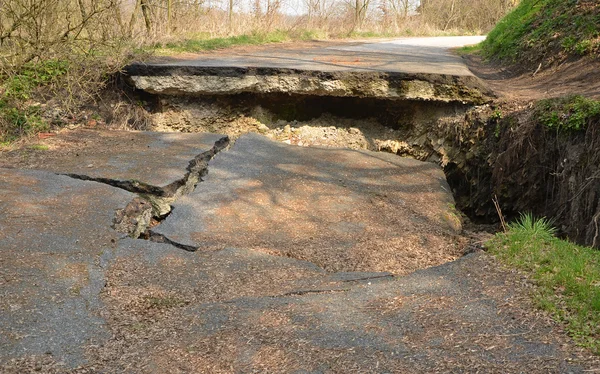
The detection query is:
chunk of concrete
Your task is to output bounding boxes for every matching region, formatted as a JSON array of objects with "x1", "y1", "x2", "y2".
[{"x1": 125, "y1": 37, "x2": 494, "y2": 104}]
